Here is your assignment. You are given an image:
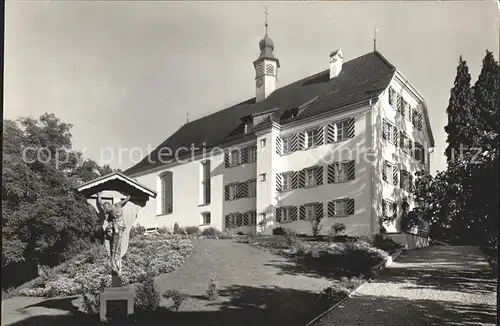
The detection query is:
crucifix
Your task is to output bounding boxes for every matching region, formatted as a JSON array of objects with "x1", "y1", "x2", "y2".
[{"x1": 264, "y1": 6, "x2": 269, "y2": 33}]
